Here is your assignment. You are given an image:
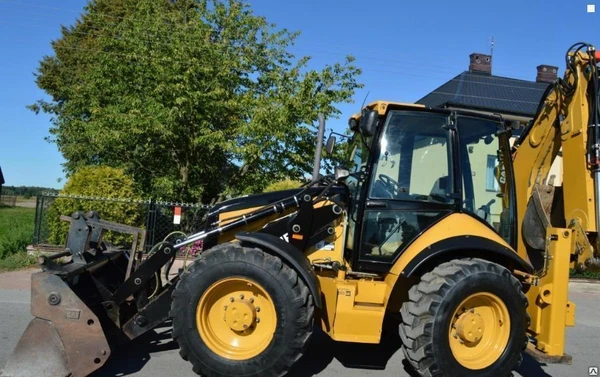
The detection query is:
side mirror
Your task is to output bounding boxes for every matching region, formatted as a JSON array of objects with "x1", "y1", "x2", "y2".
[
  {"x1": 335, "y1": 166, "x2": 350, "y2": 181},
  {"x1": 359, "y1": 109, "x2": 378, "y2": 136},
  {"x1": 325, "y1": 136, "x2": 336, "y2": 154}
]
